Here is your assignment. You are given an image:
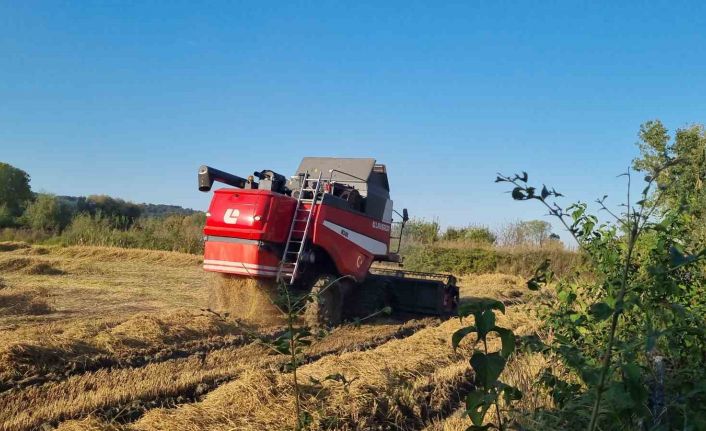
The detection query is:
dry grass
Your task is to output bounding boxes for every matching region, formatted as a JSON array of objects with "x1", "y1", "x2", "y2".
[
  {"x1": 0, "y1": 287, "x2": 53, "y2": 316},
  {"x1": 1, "y1": 318, "x2": 441, "y2": 431},
  {"x1": 55, "y1": 416, "x2": 121, "y2": 431},
  {"x1": 460, "y1": 273, "x2": 527, "y2": 302},
  {"x1": 0, "y1": 243, "x2": 207, "y2": 327},
  {"x1": 0, "y1": 344, "x2": 267, "y2": 431},
  {"x1": 0, "y1": 244, "x2": 216, "y2": 389},
  {"x1": 134, "y1": 319, "x2": 474, "y2": 430},
  {"x1": 131, "y1": 282, "x2": 544, "y2": 431},
  {"x1": 208, "y1": 274, "x2": 285, "y2": 327},
  {"x1": 0, "y1": 243, "x2": 556, "y2": 431},
  {"x1": 0, "y1": 308, "x2": 245, "y2": 385},
  {"x1": 133, "y1": 306, "x2": 543, "y2": 431}
]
